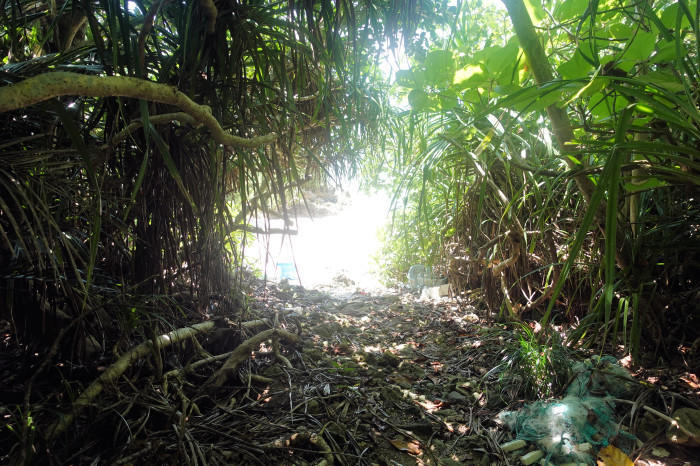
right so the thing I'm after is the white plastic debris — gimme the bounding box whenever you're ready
[420,283,450,300]
[407,264,446,289]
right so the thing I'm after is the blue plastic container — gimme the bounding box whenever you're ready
[277,262,297,281]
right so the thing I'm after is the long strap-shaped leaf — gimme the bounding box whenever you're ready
[542,106,636,328]
[601,106,634,348]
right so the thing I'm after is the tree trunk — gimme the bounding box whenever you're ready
[501,0,595,205]
[502,0,630,270]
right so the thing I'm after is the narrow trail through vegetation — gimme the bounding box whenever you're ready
[3,275,699,464]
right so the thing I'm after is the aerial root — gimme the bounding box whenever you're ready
[46,320,217,440]
[0,72,277,148]
[203,328,301,388]
[45,317,291,441]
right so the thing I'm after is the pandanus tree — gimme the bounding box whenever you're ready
[0,0,442,339]
[0,0,449,460]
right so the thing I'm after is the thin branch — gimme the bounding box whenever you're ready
[106,112,200,148]
[204,328,301,388]
[137,0,166,77]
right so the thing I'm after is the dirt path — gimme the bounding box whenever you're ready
[239,283,504,465]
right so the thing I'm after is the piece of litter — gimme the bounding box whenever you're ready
[500,439,526,452]
[520,449,543,465]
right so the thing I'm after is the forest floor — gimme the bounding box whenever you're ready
[2,278,700,465]
[227,280,698,466]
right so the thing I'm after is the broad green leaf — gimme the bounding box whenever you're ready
[454,65,486,88]
[460,88,483,104]
[478,40,520,77]
[589,93,630,122]
[651,41,684,64]
[408,89,434,111]
[578,38,608,66]
[493,84,521,96]
[578,77,606,99]
[558,47,594,79]
[609,23,633,40]
[639,71,684,92]
[554,0,589,21]
[600,54,634,73]
[438,90,458,110]
[660,3,691,30]
[524,0,547,23]
[424,50,455,87]
[496,53,523,86]
[624,30,656,62]
[396,69,416,88]
[499,85,562,113]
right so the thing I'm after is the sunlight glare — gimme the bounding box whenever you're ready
[252,186,391,291]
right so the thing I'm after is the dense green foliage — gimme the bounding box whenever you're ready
[2,0,699,462]
[376,0,699,354]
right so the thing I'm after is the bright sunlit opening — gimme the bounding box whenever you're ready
[251,185,391,292]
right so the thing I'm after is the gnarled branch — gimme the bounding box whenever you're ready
[0,72,277,148]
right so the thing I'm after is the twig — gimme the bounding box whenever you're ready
[613,398,696,439]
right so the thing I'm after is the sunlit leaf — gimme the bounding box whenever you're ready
[554,0,589,21]
[388,438,423,455]
[424,50,455,87]
[609,23,632,40]
[597,445,634,466]
[476,40,519,77]
[454,65,486,88]
[523,0,546,24]
[408,89,434,111]
[623,177,668,192]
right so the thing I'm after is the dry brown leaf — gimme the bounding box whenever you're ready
[596,445,634,466]
[388,438,423,455]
